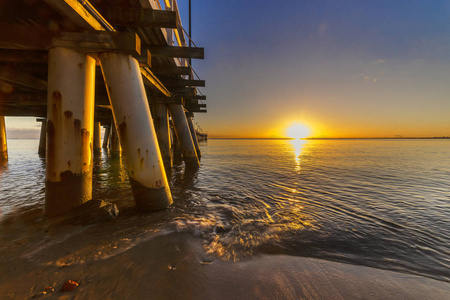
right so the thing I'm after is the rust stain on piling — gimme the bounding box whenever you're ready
[118,120,127,135]
[51,91,62,114]
[52,90,62,103]
[64,110,72,118]
[81,129,91,149]
[74,119,81,128]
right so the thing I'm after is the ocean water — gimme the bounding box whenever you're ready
[0,138,449,283]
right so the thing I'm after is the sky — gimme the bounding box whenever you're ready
[181,0,450,138]
[5,0,450,138]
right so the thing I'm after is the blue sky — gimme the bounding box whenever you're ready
[181,0,450,137]
[6,0,450,138]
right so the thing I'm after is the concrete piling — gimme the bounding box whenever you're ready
[153,103,172,167]
[186,113,201,158]
[93,121,102,152]
[109,120,121,153]
[168,104,200,167]
[102,125,111,149]
[99,52,172,211]
[38,119,46,158]
[45,47,96,217]
[0,116,7,162]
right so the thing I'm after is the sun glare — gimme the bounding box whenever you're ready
[286,123,311,139]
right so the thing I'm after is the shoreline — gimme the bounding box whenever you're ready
[1,232,448,299]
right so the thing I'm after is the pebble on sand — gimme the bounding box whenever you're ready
[61,280,79,292]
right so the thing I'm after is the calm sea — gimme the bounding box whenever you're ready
[0,138,449,282]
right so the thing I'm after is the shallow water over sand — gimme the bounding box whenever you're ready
[0,138,449,285]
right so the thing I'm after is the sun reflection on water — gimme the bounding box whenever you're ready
[289,139,307,173]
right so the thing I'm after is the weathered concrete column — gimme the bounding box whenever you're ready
[171,124,183,165]
[38,119,46,158]
[99,52,172,211]
[45,47,96,217]
[153,103,172,166]
[186,113,201,158]
[93,121,102,152]
[168,104,200,167]
[109,120,121,153]
[102,125,110,149]
[0,116,7,162]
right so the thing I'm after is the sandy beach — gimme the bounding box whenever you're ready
[1,231,448,299]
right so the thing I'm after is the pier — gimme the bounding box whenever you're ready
[0,0,206,217]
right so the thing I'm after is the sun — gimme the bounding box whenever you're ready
[286,122,311,139]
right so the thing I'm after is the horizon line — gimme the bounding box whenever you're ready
[7,136,450,140]
[207,136,450,140]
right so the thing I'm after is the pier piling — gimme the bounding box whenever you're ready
[168,104,200,167]
[38,119,46,158]
[153,103,173,167]
[109,120,121,154]
[99,52,173,211]
[45,47,96,217]
[186,113,201,158]
[93,121,102,152]
[102,126,111,149]
[0,116,7,162]
[0,0,206,216]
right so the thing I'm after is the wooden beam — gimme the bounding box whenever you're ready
[187,108,207,113]
[44,0,107,31]
[163,79,205,87]
[0,91,46,104]
[174,28,182,47]
[150,96,184,105]
[172,0,187,47]
[0,105,46,117]
[0,26,140,56]
[0,23,55,50]
[184,95,206,100]
[140,67,171,97]
[171,87,196,96]
[0,91,110,106]
[53,31,141,56]
[145,46,204,59]
[185,104,207,113]
[45,0,173,99]
[0,50,49,63]
[105,8,177,28]
[137,49,151,67]
[151,66,190,75]
[0,67,47,91]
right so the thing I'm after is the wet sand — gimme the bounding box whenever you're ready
[0,231,448,299]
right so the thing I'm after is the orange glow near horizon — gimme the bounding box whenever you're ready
[286,122,311,139]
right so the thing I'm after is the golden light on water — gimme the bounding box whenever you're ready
[286,122,311,139]
[290,139,307,173]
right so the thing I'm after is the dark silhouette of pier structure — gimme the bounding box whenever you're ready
[0,0,206,216]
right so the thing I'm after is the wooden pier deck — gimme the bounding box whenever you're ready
[0,0,206,216]
[0,0,206,119]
